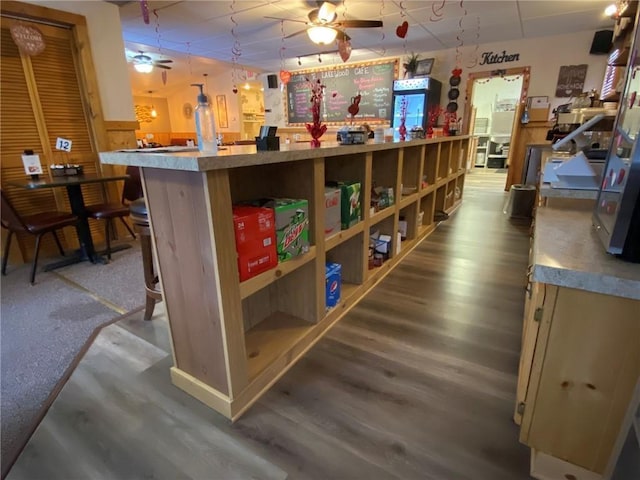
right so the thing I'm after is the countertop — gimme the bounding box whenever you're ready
[99,136,468,172]
[539,183,599,199]
[532,206,640,300]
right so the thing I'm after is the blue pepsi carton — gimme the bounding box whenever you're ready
[325,262,342,310]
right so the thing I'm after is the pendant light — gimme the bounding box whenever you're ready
[148,90,157,118]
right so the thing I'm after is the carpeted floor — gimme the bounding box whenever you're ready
[0,242,145,476]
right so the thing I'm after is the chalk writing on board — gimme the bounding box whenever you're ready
[555,64,588,98]
[286,60,398,125]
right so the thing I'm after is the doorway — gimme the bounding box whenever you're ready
[463,67,531,183]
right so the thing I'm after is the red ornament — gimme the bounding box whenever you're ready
[396,21,409,39]
[279,70,291,85]
[348,94,361,117]
[338,39,352,62]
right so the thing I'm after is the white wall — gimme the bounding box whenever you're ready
[264,29,610,129]
[23,0,135,121]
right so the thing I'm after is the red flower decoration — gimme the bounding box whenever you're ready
[451,68,463,77]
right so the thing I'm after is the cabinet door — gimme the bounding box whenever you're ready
[521,286,640,474]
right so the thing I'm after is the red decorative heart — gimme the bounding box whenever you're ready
[332,92,337,97]
[396,21,408,39]
[338,39,352,62]
[279,70,291,84]
[232,87,238,94]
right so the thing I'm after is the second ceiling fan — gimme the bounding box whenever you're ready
[267,1,383,45]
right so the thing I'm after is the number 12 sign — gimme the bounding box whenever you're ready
[56,137,72,152]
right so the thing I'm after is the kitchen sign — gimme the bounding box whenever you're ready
[479,50,520,65]
[555,64,588,97]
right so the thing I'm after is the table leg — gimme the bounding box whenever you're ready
[65,184,98,262]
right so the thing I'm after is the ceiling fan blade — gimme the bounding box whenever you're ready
[335,30,351,42]
[337,20,383,28]
[264,16,308,25]
[284,29,309,39]
[155,64,172,70]
[154,59,173,63]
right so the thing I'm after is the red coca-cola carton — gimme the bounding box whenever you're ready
[232,206,277,281]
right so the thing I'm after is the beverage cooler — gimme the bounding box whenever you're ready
[392,78,442,134]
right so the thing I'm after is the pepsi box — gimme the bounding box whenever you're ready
[325,262,341,310]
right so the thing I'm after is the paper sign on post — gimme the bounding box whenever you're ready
[55,137,72,152]
[22,154,43,175]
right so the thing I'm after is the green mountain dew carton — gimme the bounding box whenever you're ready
[252,198,310,262]
[326,181,361,230]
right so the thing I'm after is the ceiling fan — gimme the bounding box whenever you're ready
[266,1,383,45]
[130,51,173,73]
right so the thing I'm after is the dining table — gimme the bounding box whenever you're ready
[8,172,131,271]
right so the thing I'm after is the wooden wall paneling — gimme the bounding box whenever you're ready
[525,286,640,473]
[438,140,452,180]
[143,168,232,396]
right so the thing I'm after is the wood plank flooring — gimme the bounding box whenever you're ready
[8,170,534,479]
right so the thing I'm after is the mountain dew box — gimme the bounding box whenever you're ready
[326,181,361,230]
[256,198,309,262]
[232,206,277,281]
[325,262,341,309]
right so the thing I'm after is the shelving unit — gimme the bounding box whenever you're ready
[101,136,468,420]
[473,134,490,167]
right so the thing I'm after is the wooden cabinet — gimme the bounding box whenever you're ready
[517,283,640,476]
[103,137,468,420]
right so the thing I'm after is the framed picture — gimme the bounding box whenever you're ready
[216,95,228,128]
[415,58,434,77]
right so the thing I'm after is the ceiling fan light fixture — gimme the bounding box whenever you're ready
[318,2,337,23]
[307,26,338,45]
[134,62,153,73]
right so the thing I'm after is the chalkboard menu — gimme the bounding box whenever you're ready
[286,60,398,125]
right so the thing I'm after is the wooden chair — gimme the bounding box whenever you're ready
[129,198,162,320]
[85,166,143,259]
[1,189,79,284]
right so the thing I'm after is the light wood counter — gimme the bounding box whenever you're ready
[100,137,470,420]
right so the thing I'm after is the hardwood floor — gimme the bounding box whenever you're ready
[8,170,534,479]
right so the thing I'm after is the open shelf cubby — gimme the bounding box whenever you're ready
[326,231,365,302]
[435,184,447,214]
[418,192,436,236]
[423,143,439,189]
[401,145,422,200]
[399,201,418,253]
[445,179,456,211]
[438,141,451,181]
[243,260,317,381]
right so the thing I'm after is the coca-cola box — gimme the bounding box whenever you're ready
[324,187,341,237]
[232,206,277,281]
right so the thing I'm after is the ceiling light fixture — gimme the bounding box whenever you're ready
[605,1,628,17]
[134,62,153,73]
[148,90,157,118]
[317,2,337,23]
[307,26,338,45]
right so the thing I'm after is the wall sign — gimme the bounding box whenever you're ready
[286,60,398,125]
[10,24,46,56]
[479,50,520,66]
[555,64,588,97]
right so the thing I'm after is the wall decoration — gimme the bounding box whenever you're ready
[10,23,45,56]
[555,64,588,97]
[216,95,229,128]
[134,104,155,123]
[479,50,521,66]
[183,102,193,119]
[415,58,434,76]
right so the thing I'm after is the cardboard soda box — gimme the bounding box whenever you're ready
[325,262,341,309]
[232,206,278,281]
[327,181,361,230]
[324,187,341,237]
[261,198,310,262]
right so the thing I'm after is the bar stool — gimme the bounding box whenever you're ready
[129,198,162,320]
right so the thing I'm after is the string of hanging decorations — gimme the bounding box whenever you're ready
[467,15,480,69]
[153,9,168,85]
[430,0,446,22]
[229,0,242,94]
[379,0,386,56]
